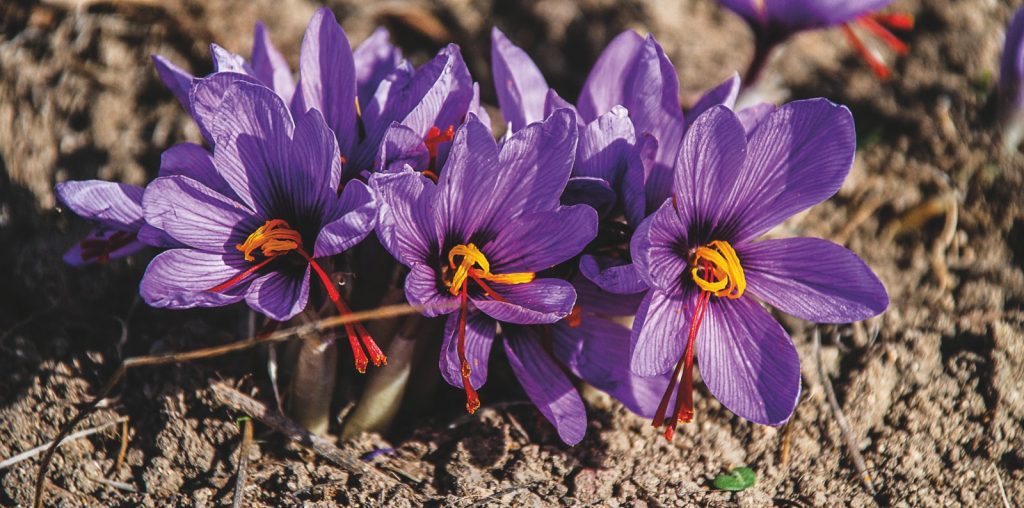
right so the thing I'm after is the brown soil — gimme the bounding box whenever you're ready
[2,0,1023,506]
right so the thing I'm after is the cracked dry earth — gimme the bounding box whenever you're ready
[1,0,1022,506]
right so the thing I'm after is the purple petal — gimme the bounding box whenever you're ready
[439,308,496,389]
[207,81,295,215]
[739,237,888,323]
[491,27,549,132]
[469,82,493,133]
[159,143,236,200]
[354,27,403,108]
[685,72,740,125]
[433,116,501,241]
[140,249,248,308]
[137,224,181,249]
[143,176,256,252]
[287,107,343,209]
[405,263,460,317]
[400,45,474,141]
[561,177,617,218]
[576,105,635,184]
[245,268,310,321]
[472,278,576,325]
[736,103,777,133]
[211,44,254,74]
[572,275,645,316]
[551,318,665,419]
[484,205,597,274]
[292,7,358,160]
[377,123,430,173]
[577,30,644,122]
[579,255,648,295]
[486,108,577,222]
[728,99,856,242]
[56,180,144,231]
[314,179,376,257]
[629,198,691,295]
[252,21,296,103]
[543,89,581,123]
[369,169,437,266]
[190,72,264,147]
[673,105,748,236]
[719,0,891,31]
[629,288,699,377]
[503,326,587,445]
[152,55,194,114]
[627,36,685,209]
[622,133,657,226]
[697,296,801,426]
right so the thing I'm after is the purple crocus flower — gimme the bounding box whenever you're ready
[55,181,149,265]
[370,111,598,419]
[1000,7,1024,152]
[139,80,382,372]
[490,28,742,295]
[628,100,888,438]
[154,8,483,182]
[717,0,913,80]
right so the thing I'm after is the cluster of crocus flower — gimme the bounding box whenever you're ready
[57,8,888,445]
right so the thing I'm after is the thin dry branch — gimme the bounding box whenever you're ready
[1,416,127,470]
[231,418,253,508]
[813,328,878,499]
[33,303,421,508]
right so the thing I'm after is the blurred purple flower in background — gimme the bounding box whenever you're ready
[629,100,888,437]
[371,111,597,418]
[999,7,1024,153]
[55,181,149,265]
[717,0,914,80]
[139,80,380,372]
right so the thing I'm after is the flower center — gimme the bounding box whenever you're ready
[422,125,454,182]
[652,240,746,440]
[690,240,745,299]
[446,243,535,414]
[840,12,914,79]
[209,219,386,373]
[236,219,302,261]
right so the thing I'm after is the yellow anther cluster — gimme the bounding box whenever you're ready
[447,243,535,295]
[691,240,745,299]
[236,219,303,262]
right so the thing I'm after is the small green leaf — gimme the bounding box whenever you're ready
[713,466,756,491]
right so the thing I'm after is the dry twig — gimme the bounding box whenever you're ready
[232,418,254,508]
[1,416,127,470]
[991,463,1012,508]
[813,328,878,499]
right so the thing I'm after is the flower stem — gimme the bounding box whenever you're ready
[288,331,338,436]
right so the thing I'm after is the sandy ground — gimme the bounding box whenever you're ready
[1,0,1022,506]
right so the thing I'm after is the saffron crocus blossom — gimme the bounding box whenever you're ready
[1000,7,1024,153]
[140,80,382,372]
[717,0,914,80]
[155,8,483,182]
[371,111,597,415]
[55,181,149,265]
[490,28,742,294]
[629,100,888,437]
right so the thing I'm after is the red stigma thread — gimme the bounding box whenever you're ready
[457,279,481,414]
[208,219,385,372]
[652,260,714,441]
[841,12,915,79]
[79,231,137,263]
[422,125,455,182]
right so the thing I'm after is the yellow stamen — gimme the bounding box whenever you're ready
[236,219,302,262]
[691,240,745,299]
[447,243,534,296]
